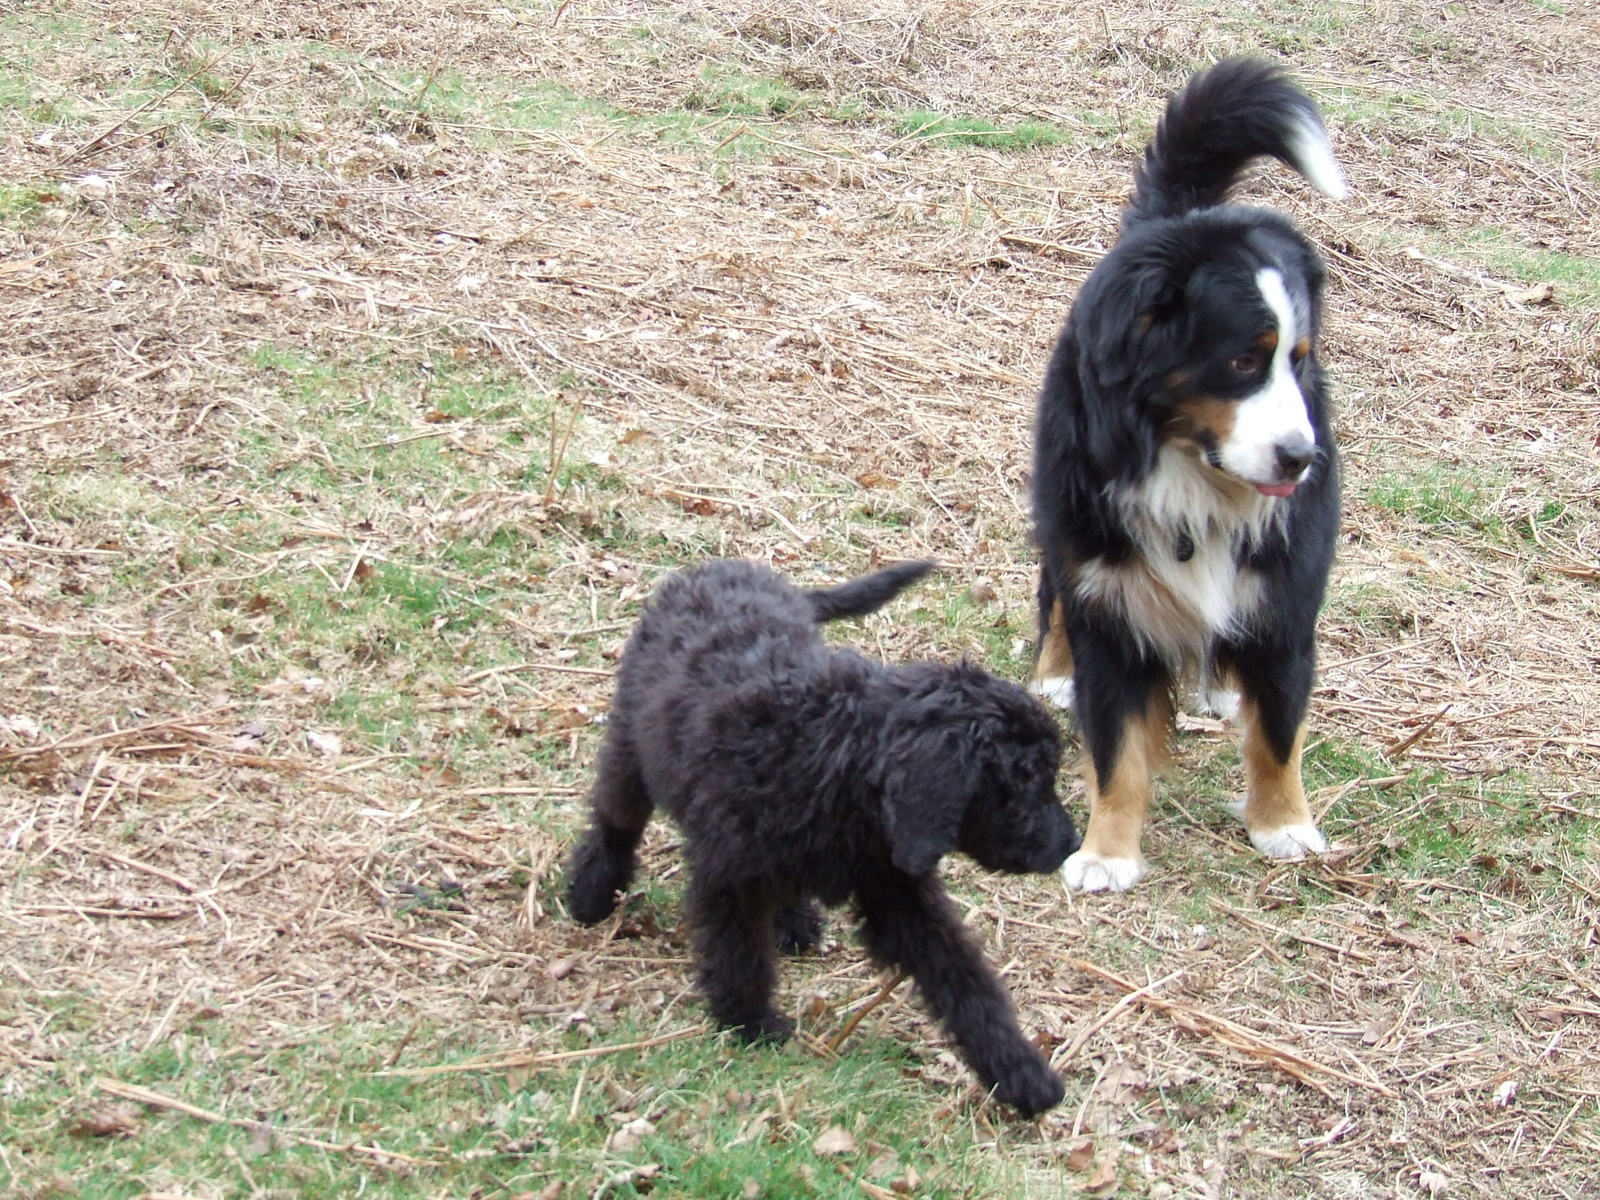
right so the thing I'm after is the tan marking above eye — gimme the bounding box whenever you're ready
[1168,395,1237,444]
[1294,336,1311,359]
[1256,329,1279,355]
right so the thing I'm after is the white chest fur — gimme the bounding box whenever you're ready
[1075,445,1281,662]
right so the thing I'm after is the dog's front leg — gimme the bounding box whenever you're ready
[1224,636,1326,859]
[857,877,1063,1116]
[1060,631,1169,893]
[687,876,792,1044]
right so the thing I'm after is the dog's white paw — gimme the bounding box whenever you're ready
[1198,687,1240,721]
[1248,823,1328,859]
[1029,675,1075,710]
[1222,798,1249,825]
[1061,851,1146,893]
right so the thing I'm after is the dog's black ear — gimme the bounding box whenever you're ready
[1067,256,1188,485]
[881,722,984,877]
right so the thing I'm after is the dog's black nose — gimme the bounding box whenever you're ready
[1274,436,1316,480]
[1034,810,1080,871]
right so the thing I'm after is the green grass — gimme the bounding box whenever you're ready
[1365,463,1507,533]
[890,111,1074,152]
[1447,232,1600,309]
[0,183,56,222]
[1225,0,1367,56]
[1,1015,1021,1199]
[683,67,808,119]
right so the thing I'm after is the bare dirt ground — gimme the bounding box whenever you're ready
[3,1,1600,1197]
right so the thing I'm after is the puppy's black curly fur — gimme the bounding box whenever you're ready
[567,559,1079,1116]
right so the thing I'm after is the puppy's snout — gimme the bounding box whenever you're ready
[1034,801,1080,871]
[1062,811,1083,858]
[1274,435,1316,481]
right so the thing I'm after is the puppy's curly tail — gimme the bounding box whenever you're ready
[807,560,937,623]
[1125,56,1345,228]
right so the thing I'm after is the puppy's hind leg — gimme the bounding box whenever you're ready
[774,898,825,955]
[566,734,653,924]
[688,876,791,1044]
[857,877,1063,1116]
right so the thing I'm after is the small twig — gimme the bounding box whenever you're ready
[457,660,613,684]
[0,704,237,763]
[385,1018,423,1069]
[543,395,584,502]
[144,979,194,1051]
[827,971,908,1053]
[0,538,122,559]
[1052,969,1182,1068]
[198,62,255,124]
[1386,704,1452,760]
[1069,958,1395,1096]
[1217,905,1377,964]
[63,50,233,163]
[95,1078,439,1166]
[373,1024,709,1077]
[1538,1096,1586,1161]
[93,848,199,895]
[410,51,448,108]
[0,409,117,439]
[567,1063,588,1122]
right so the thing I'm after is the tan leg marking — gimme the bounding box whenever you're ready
[1236,699,1326,858]
[1030,596,1075,709]
[1036,597,1074,679]
[1062,697,1170,892]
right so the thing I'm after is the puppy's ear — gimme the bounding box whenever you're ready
[881,723,983,876]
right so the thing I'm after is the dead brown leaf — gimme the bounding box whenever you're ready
[69,1107,140,1138]
[1084,1143,1122,1196]
[1063,1137,1096,1172]
[812,1125,857,1156]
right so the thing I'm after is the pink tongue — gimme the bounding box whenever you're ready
[1254,482,1297,498]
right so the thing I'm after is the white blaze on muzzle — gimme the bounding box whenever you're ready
[1216,268,1317,490]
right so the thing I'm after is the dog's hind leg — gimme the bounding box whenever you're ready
[773,898,825,955]
[687,875,792,1043]
[566,734,653,924]
[857,876,1062,1116]
[1028,580,1076,710]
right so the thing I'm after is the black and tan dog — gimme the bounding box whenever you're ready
[1031,59,1346,892]
[567,559,1077,1115]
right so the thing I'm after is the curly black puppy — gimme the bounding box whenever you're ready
[567,559,1079,1116]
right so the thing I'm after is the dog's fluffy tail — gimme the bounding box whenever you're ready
[806,560,937,623]
[1125,57,1344,228]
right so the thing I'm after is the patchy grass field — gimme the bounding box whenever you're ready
[3,1,1599,1197]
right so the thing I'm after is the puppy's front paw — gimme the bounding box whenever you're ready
[1061,850,1146,893]
[992,1055,1065,1117]
[1248,823,1327,859]
[1028,675,1075,710]
[565,837,628,924]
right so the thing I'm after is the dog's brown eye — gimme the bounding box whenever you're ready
[1230,353,1263,376]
